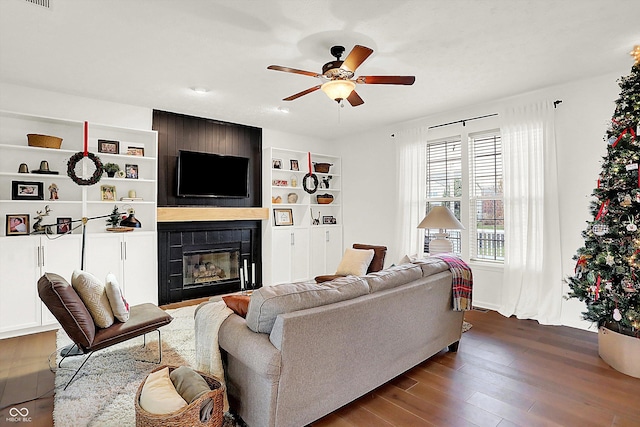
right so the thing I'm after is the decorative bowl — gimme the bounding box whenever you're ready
[313,162,332,173]
[27,134,63,149]
[316,193,334,204]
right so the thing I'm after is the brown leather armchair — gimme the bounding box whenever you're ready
[38,272,173,389]
[315,243,388,283]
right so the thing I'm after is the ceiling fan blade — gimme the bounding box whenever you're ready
[268,65,322,78]
[356,75,416,85]
[341,45,373,72]
[283,85,322,101]
[346,90,364,107]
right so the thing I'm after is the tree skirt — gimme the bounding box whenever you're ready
[53,305,238,427]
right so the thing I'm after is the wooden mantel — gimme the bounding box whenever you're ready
[157,207,269,222]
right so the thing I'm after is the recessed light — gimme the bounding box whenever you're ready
[192,87,208,94]
[277,107,289,113]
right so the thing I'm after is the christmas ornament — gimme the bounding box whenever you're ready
[605,253,615,266]
[613,308,622,321]
[621,194,632,207]
[622,279,637,293]
[592,223,609,236]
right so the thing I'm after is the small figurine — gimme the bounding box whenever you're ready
[33,205,53,234]
[48,183,59,200]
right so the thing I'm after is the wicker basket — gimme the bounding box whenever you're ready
[313,162,332,173]
[27,134,63,149]
[317,194,334,204]
[135,365,224,427]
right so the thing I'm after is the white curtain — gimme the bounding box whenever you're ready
[499,101,563,325]
[395,127,428,258]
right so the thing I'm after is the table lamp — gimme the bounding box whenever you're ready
[417,206,465,254]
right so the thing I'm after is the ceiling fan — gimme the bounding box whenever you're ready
[267,45,415,107]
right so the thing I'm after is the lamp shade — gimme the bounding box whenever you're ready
[417,206,464,230]
[321,79,355,101]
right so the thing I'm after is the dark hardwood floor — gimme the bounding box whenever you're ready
[1,306,639,426]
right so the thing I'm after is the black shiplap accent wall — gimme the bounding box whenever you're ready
[153,110,262,207]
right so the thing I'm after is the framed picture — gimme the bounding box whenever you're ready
[290,159,299,171]
[57,217,72,234]
[322,215,337,225]
[126,146,145,156]
[98,139,120,154]
[125,164,139,179]
[274,208,293,226]
[272,158,282,169]
[101,184,117,201]
[12,181,44,200]
[6,214,30,236]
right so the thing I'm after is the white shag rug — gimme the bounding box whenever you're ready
[53,305,199,427]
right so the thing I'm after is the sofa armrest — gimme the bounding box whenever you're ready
[218,313,281,378]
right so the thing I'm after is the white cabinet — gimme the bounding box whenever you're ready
[263,148,343,285]
[270,228,310,284]
[310,227,343,278]
[0,234,82,337]
[0,110,158,337]
[83,232,157,306]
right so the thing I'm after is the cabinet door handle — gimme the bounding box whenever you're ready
[326,230,330,242]
[37,246,41,268]
[291,232,295,246]
[122,241,127,260]
[41,246,45,267]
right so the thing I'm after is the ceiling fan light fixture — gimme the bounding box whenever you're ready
[321,79,355,102]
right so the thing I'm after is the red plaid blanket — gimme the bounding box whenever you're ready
[433,254,473,311]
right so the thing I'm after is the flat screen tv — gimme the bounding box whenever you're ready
[176,150,249,198]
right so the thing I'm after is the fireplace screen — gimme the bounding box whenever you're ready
[183,249,239,288]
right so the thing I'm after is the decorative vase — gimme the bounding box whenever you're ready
[598,326,640,378]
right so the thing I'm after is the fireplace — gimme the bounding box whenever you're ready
[182,245,240,289]
[158,220,261,305]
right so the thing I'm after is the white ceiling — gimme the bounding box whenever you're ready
[1,0,639,139]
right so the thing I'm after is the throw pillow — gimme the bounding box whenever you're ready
[170,366,210,404]
[139,367,188,415]
[105,273,130,322]
[222,295,250,318]
[335,248,375,276]
[71,270,115,328]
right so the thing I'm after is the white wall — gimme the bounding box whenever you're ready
[336,68,626,330]
[0,83,152,129]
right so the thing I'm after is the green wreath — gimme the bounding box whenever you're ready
[67,152,104,186]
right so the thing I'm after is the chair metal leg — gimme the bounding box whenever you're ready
[135,329,163,364]
[59,330,163,390]
[62,351,94,390]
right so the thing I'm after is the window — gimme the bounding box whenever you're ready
[423,130,503,262]
[470,132,504,261]
[424,138,462,254]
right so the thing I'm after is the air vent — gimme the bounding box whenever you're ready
[25,0,50,8]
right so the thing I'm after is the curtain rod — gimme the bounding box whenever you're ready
[427,113,498,129]
[390,99,562,137]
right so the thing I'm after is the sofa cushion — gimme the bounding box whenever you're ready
[364,263,423,293]
[222,295,250,318]
[105,273,130,323]
[335,248,375,276]
[352,243,387,273]
[410,257,450,277]
[139,366,187,415]
[71,270,115,329]
[246,276,369,334]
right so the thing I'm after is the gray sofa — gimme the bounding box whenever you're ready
[216,257,465,427]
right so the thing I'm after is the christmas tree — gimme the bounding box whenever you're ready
[567,48,640,336]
